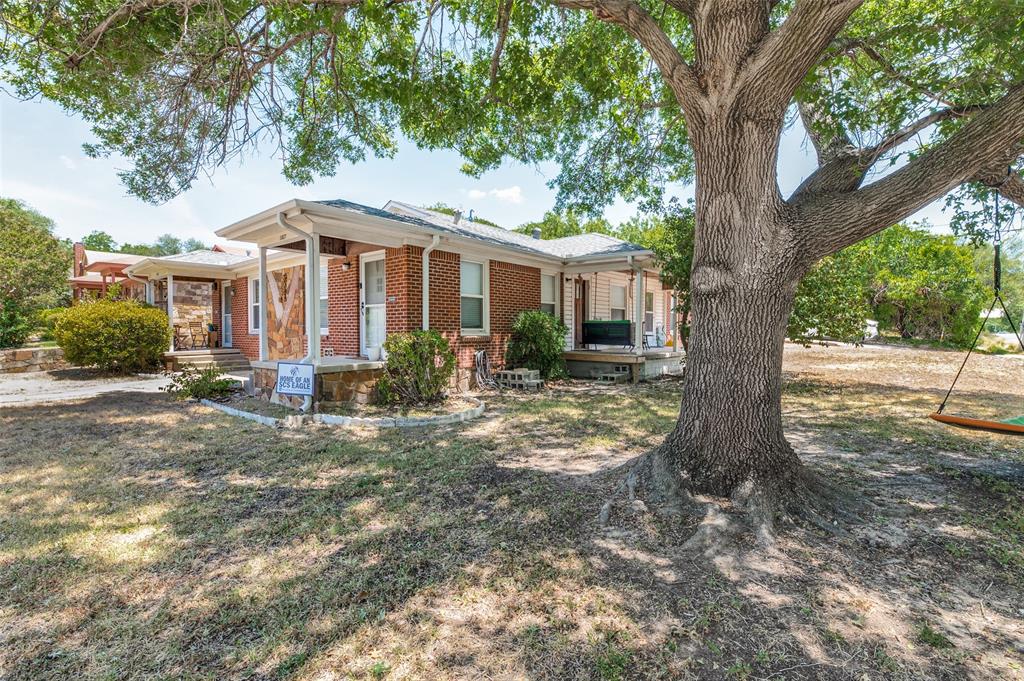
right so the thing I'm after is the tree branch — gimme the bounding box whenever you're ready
[973,157,1024,209]
[740,0,863,112]
[548,0,706,120]
[795,82,1024,260]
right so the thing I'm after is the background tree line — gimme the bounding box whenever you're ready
[80,229,207,256]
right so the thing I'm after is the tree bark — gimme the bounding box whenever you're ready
[658,114,806,497]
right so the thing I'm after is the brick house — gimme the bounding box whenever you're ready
[127,198,682,405]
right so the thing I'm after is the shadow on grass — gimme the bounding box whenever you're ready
[1,385,1021,679]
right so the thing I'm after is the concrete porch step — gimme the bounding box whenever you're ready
[164,350,251,372]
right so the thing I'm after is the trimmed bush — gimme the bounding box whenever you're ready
[376,330,456,406]
[505,310,569,379]
[0,297,33,349]
[54,299,171,373]
[162,366,239,400]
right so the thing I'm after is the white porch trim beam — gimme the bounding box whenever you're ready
[166,274,174,353]
[258,247,269,361]
[632,265,644,355]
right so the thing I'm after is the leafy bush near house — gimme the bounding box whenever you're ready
[505,310,569,379]
[162,366,238,400]
[34,307,67,341]
[54,299,171,373]
[376,330,456,406]
[0,297,34,349]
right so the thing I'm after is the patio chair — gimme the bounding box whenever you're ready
[172,324,190,350]
[188,321,210,349]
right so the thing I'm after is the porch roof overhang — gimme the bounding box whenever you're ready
[127,258,236,281]
[215,199,659,272]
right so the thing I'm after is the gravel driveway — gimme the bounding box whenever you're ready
[0,369,172,407]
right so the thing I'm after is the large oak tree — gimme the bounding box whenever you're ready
[3,0,1022,530]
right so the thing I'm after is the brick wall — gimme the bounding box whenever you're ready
[385,245,423,334]
[324,256,360,356]
[231,276,259,359]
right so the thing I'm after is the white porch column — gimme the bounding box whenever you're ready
[308,231,321,361]
[561,272,572,351]
[633,268,644,354]
[258,246,269,361]
[166,274,175,352]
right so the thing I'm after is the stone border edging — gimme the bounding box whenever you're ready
[199,396,485,429]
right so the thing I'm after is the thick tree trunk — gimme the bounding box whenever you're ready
[659,116,805,498]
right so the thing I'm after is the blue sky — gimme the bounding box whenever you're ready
[1,92,950,247]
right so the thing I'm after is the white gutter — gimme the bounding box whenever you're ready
[421,235,441,330]
[276,212,315,413]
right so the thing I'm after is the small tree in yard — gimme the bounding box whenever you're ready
[505,310,570,379]
[0,199,71,348]
[377,331,456,406]
[54,299,171,373]
[6,0,1024,541]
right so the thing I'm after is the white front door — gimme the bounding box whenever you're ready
[360,253,386,357]
[221,283,233,347]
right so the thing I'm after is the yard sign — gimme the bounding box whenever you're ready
[276,362,314,396]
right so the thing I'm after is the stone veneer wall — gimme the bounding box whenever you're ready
[172,281,213,327]
[0,347,66,374]
[252,365,383,407]
[266,266,307,359]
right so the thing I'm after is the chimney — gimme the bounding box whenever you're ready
[532,228,542,240]
[73,242,85,276]
[453,209,462,224]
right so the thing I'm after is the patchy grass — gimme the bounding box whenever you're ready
[1,343,1022,679]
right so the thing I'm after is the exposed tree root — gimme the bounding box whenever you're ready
[597,447,865,556]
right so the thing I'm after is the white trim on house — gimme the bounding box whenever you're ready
[359,250,387,357]
[318,260,329,336]
[460,257,489,336]
[540,271,558,317]
[248,276,261,335]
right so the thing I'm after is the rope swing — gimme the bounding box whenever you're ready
[930,168,1024,435]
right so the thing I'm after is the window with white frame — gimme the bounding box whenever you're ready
[319,262,329,335]
[248,277,260,333]
[610,284,627,320]
[540,274,557,316]
[460,260,487,333]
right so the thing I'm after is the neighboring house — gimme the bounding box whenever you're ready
[123,198,682,404]
[69,244,147,301]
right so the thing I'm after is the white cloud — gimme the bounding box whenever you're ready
[463,185,524,204]
[59,155,77,170]
[490,186,523,204]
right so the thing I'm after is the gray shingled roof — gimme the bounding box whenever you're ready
[157,250,253,266]
[314,199,650,261]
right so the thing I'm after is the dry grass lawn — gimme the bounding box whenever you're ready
[1,343,1022,680]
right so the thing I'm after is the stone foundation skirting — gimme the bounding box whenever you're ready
[0,347,66,374]
[252,363,384,408]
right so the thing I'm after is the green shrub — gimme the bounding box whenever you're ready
[54,299,171,373]
[376,330,456,406]
[0,297,34,349]
[505,310,569,379]
[162,366,239,400]
[34,307,67,341]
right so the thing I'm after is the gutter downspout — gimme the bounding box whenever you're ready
[276,212,315,413]
[125,272,150,303]
[421,235,441,330]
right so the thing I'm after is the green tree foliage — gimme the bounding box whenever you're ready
[54,298,171,372]
[81,229,117,252]
[0,199,71,347]
[868,225,989,346]
[789,248,872,344]
[515,211,613,239]
[789,225,990,347]
[426,203,502,228]
[376,330,456,406]
[505,310,569,379]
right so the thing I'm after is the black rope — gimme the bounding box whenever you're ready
[937,295,998,414]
